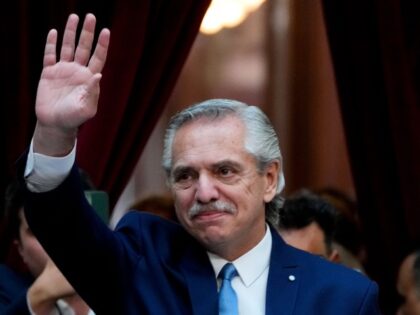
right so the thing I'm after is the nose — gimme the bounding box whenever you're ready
[195,173,219,204]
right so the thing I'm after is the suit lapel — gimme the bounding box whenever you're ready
[181,240,219,315]
[178,226,301,315]
[266,226,300,315]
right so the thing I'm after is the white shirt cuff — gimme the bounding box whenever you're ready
[24,139,76,192]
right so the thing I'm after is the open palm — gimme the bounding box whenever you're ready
[35,14,110,131]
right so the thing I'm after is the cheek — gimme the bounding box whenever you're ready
[173,190,192,216]
[240,175,267,202]
[173,188,195,209]
[235,186,263,214]
[25,238,48,261]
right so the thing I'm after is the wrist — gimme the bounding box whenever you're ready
[33,122,77,157]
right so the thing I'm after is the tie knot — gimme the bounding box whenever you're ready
[218,263,238,281]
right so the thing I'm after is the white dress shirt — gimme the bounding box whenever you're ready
[208,227,271,315]
[24,140,76,192]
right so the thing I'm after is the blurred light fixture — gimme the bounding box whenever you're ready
[200,0,266,35]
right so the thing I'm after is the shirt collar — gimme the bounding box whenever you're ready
[208,225,272,287]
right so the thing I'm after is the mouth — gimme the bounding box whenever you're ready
[192,210,229,222]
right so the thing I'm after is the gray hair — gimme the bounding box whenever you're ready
[162,99,285,225]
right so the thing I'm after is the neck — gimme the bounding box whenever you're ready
[210,224,268,261]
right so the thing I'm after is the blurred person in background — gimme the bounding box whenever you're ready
[0,177,94,314]
[396,250,420,315]
[317,187,367,273]
[277,189,339,262]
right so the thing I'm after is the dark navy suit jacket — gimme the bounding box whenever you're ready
[0,264,33,315]
[23,165,382,315]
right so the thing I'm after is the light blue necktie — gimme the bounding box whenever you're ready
[218,263,239,315]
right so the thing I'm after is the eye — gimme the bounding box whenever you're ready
[219,166,233,177]
[172,168,197,189]
[175,172,192,182]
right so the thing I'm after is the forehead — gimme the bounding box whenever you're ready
[171,116,251,167]
[282,222,327,256]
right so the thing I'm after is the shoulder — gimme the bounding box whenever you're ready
[112,211,209,270]
[0,264,32,289]
[115,210,184,236]
[114,211,197,251]
[290,244,374,287]
[288,246,379,305]
[271,231,379,301]
[272,244,381,313]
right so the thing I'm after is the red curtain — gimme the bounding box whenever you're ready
[1,1,210,263]
[321,0,420,313]
[3,0,211,209]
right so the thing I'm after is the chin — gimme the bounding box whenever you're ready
[195,227,230,248]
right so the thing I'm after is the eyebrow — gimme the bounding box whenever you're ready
[211,160,243,171]
[172,160,243,176]
[171,166,195,178]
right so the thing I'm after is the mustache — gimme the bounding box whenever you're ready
[188,200,236,219]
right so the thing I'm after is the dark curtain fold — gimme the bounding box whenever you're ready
[77,1,211,207]
[321,0,420,313]
[2,0,210,260]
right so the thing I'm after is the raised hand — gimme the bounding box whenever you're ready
[33,13,110,156]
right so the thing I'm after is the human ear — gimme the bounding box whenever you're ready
[263,160,280,203]
[328,249,341,263]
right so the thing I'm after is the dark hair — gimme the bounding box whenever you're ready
[0,177,26,266]
[315,187,364,257]
[4,178,25,240]
[278,189,337,254]
[0,171,96,264]
[3,170,94,240]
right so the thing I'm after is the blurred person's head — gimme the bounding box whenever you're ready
[316,187,365,260]
[4,171,96,277]
[396,251,420,315]
[277,189,339,261]
[5,178,50,277]
[316,187,367,273]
